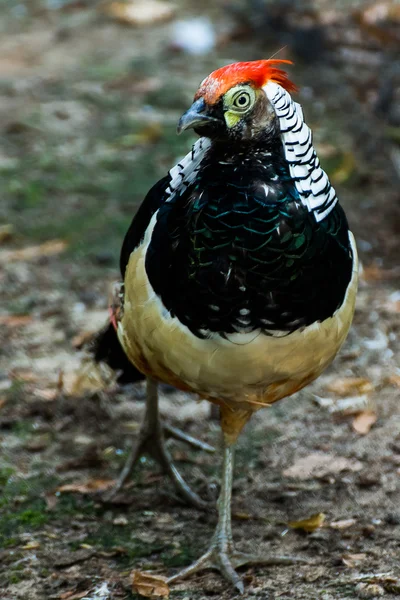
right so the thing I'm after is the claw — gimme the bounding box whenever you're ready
[167,543,303,592]
[167,441,306,592]
[168,536,308,594]
[103,378,210,509]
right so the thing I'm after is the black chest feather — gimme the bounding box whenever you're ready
[144,145,353,338]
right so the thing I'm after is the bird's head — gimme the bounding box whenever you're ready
[177,60,297,144]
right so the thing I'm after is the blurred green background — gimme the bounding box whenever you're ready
[1,0,399,277]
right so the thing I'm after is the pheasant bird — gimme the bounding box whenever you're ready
[97,59,358,591]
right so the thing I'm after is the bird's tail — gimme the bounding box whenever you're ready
[89,322,144,384]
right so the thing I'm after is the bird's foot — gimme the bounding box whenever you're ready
[103,421,210,509]
[168,541,306,594]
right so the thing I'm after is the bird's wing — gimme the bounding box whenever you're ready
[120,175,170,277]
[89,175,170,383]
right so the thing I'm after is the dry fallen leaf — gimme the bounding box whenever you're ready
[384,299,400,314]
[387,374,400,389]
[288,512,325,533]
[56,478,115,494]
[131,571,170,598]
[361,263,399,281]
[325,377,373,397]
[9,369,40,383]
[352,410,377,435]
[22,541,40,550]
[342,553,367,568]
[0,314,33,327]
[0,240,68,264]
[62,360,114,397]
[358,1,400,25]
[33,388,59,401]
[283,453,363,480]
[329,518,357,530]
[356,2,400,47]
[59,589,92,600]
[232,511,254,520]
[71,330,96,348]
[103,1,175,26]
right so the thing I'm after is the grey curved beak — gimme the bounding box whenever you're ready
[177,97,218,134]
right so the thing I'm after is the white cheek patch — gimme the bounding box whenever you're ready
[264,81,338,222]
[166,136,211,199]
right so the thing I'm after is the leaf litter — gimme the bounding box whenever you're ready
[288,512,326,533]
[131,571,170,599]
[56,478,115,494]
[352,410,378,435]
[0,239,68,263]
[283,453,363,480]
[324,377,374,396]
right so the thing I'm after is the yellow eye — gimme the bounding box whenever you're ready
[223,85,255,123]
[232,91,252,110]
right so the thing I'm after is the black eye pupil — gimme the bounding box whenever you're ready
[238,95,247,105]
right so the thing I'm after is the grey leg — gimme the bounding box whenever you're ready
[104,378,209,509]
[168,439,305,593]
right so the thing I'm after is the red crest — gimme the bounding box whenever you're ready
[194,60,297,105]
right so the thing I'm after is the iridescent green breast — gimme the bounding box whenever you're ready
[145,142,353,338]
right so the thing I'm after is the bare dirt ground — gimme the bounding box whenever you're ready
[0,2,399,599]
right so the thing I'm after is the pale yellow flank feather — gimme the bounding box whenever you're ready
[118,213,358,413]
